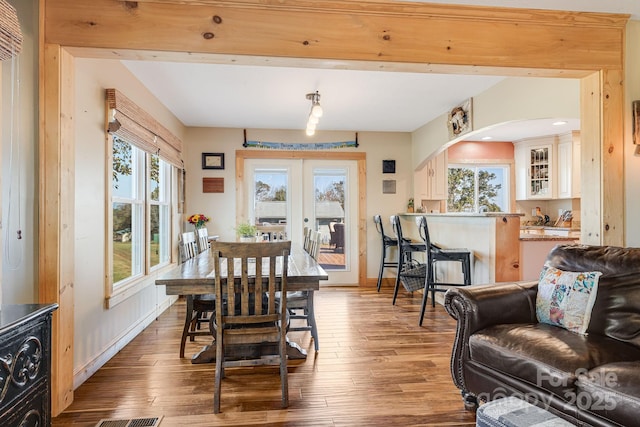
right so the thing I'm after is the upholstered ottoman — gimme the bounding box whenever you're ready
[476,397,574,427]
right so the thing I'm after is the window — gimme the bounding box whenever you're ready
[150,153,171,269]
[111,136,172,290]
[448,164,509,213]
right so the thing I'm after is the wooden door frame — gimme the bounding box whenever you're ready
[40,0,627,414]
[236,150,367,286]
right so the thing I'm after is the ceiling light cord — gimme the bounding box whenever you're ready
[305,91,323,136]
[5,48,24,270]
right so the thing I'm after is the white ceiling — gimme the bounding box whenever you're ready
[122,1,639,142]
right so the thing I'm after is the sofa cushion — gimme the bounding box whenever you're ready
[546,245,640,277]
[546,245,640,348]
[576,362,640,427]
[536,265,601,334]
[469,323,640,398]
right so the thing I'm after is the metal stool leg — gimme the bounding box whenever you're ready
[377,244,387,292]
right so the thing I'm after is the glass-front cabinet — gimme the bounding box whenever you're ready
[529,145,552,198]
[514,138,555,200]
[514,132,580,201]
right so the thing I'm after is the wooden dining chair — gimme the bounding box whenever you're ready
[211,240,291,413]
[196,227,210,253]
[308,230,322,260]
[286,230,321,351]
[179,231,198,262]
[179,231,215,358]
[303,226,312,252]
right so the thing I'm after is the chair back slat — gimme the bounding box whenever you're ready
[212,241,291,328]
[390,215,404,241]
[303,227,312,252]
[308,230,321,260]
[197,227,210,252]
[181,231,198,261]
[416,216,432,250]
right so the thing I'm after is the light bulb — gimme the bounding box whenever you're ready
[306,127,315,136]
[311,103,323,118]
[308,115,319,125]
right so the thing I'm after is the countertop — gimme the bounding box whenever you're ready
[399,212,524,217]
[519,234,580,241]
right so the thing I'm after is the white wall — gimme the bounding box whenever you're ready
[73,58,184,386]
[411,77,580,169]
[183,127,413,280]
[1,0,39,304]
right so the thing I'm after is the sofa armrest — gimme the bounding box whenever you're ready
[443,281,539,393]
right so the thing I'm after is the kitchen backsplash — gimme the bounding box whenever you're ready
[516,199,581,229]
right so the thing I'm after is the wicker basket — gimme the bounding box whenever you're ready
[400,262,426,292]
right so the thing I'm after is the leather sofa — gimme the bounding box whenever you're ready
[444,244,640,427]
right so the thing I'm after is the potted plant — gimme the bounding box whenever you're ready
[236,222,258,242]
[407,198,415,213]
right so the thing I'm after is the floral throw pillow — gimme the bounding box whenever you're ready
[535,264,602,335]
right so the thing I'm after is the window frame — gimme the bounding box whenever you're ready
[105,135,176,308]
[447,160,512,213]
[149,153,172,271]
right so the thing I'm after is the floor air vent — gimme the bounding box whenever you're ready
[95,416,162,427]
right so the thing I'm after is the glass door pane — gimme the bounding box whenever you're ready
[313,169,346,270]
[304,161,358,285]
[252,167,290,239]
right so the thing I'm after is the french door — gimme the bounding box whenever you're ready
[245,158,358,285]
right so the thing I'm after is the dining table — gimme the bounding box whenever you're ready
[155,242,328,363]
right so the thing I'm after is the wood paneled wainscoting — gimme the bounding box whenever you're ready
[52,287,476,426]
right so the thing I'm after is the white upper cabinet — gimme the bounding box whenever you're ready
[556,131,581,199]
[414,151,448,201]
[514,132,580,200]
[513,136,556,200]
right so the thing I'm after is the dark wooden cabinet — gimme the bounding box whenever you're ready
[0,304,58,427]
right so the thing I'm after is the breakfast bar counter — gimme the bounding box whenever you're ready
[397,212,523,285]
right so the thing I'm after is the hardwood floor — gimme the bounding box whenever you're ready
[52,286,476,426]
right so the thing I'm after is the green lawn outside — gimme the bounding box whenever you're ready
[112,241,160,283]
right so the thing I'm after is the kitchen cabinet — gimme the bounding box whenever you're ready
[514,137,556,200]
[514,132,580,201]
[414,151,447,201]
[557,131,581,199]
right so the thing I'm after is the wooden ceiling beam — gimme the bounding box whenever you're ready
[45,0,626,72]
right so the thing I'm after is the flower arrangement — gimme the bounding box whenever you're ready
[187,213,210,228]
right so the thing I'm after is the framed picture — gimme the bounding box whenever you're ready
[202,152,225,170]
[382,180,396,194]
[447,98,473,140]
[382,159,396,174]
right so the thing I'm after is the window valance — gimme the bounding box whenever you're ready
[106,88,183,168]
[0,0,22,60]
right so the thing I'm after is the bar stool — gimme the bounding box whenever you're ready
[373,215,399,292]
[416,215,472,326]
[390,215,426,305]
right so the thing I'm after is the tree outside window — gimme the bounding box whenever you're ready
[448,164,508,213]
